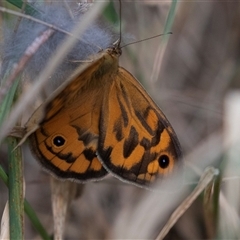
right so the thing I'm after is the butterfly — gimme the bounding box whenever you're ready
[24,41,182,188]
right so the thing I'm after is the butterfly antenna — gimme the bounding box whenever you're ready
[118,0,122,47]
[120,32,172,49]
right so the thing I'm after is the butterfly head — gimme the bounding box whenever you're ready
[110,39,122,56]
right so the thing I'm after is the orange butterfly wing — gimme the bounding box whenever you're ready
[98,65,182,187]
[26,47,182,187]
[28,54,110,181]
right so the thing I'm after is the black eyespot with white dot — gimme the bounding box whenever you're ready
[53,135,66,147]
[158,155,170,169]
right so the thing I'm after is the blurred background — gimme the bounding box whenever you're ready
[0,0,240,239]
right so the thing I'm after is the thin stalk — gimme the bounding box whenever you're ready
[7,136,24,240]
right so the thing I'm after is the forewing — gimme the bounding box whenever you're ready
[27,56,108,181]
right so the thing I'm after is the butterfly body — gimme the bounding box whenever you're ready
[26,46,182,188]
